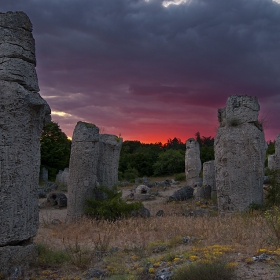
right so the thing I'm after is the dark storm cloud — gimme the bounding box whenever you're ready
[1,0,280,141]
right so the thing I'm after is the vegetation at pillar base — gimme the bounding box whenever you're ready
[40,121,71,181]
[264,169,280,207]
[84,185,143,221]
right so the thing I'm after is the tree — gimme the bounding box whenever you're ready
[153,149,185,176]
[40,121,71,180]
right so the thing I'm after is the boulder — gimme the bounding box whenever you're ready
[169,186,194,201]
[47,192,67,208]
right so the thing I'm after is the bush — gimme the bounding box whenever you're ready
[174,173,186,181]
[37,243,70,265]
[173,259,236,280]
[264,206,280,248]
[265,169,280,207]
[153,149,185,176]
[84,185,143,221]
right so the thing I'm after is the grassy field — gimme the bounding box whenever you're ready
[23,180,280,279]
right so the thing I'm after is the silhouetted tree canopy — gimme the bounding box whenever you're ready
[40,121,71,180]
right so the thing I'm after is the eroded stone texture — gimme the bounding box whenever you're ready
[67,122,100,220]
[215,95,267,213]
[203,160,216,192]
[185,138,201,187]
[275,134,280,169]
[55,168,69,186]
[97,134,122,188]
[0,244,38,276]
[0,11,51,276]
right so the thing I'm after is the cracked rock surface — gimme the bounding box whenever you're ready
[215,95,267,213]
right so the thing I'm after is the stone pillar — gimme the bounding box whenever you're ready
[275,134,280,169]
[215,95,267,213]
[97,134,122,188]
[67,122,100,220]
[0,11,51,276]
[185,138,201,187]
[268,154,276,170]
[61,168,69,186]
[40,167,48,183]
[203,160,216,192]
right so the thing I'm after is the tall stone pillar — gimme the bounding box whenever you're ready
[268,154,276,170]
[215,95,267,213]
[185,138,201,187]
[0,11,51,276]
[67,122,100,220]
[97,134,122,188]
[203,160,216,192]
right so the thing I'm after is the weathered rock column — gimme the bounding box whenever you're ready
[203,160,216,192]
[67,122,100,220]
[185,138,201,187]
[97,134,122,188]
[215,95,267,213]
[275,134,280,169]
[0,11,51,276]
[268,154,276,170]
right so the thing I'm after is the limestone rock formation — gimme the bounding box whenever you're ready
[55,168,69,187]
[268,154,276,170]
[0,11,51,276]
[275,134,280,169]
[185,138,201,187]
[67,122,122,220]
[97,134,122,188]
[215,95,267,213]
[202,160,216,192]
[67,122,100,220]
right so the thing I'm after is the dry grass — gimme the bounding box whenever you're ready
[30,183,280,279]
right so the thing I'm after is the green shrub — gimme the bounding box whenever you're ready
[37,243,70,265]
[173,259,236,280]
[174,173,186,181]
[264,206,280,248]
[123,167,139,181]
[265,169,280,207]
[84,185,143,221]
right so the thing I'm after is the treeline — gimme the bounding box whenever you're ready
[40,122,276,182]
[118,132,215,181]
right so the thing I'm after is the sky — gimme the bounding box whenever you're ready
[1,0,280,143]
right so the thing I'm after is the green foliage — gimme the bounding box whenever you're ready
[118,133,214,179]
[153,149,185,176]
[266,140,275,167]
[174,173,186,181]
[173,259,236,280]
[163,137,185,150]
[84,185,143,221]
[37,243,70,265]
[40,121,71,180]
[264,206,280,248]
[265,169,280,207]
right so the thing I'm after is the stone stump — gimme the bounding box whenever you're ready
[0,11,51,276]
[185,138,201,187]
[67,122,100,220]
[215,95,267,213]
[97,134,122,188]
